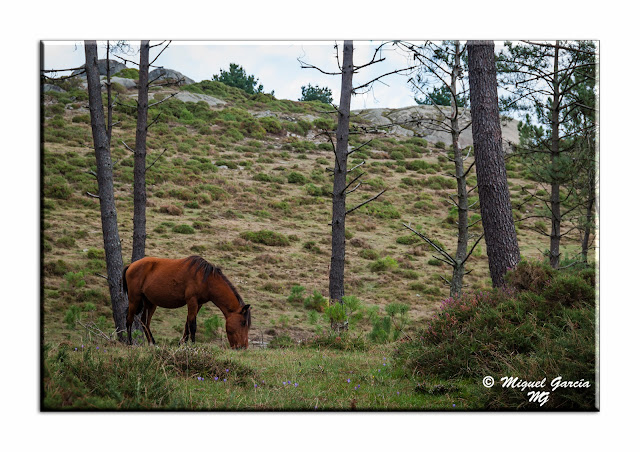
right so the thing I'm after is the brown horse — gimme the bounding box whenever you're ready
[123,256,251,349]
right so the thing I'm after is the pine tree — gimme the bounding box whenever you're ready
[467,40,520,287]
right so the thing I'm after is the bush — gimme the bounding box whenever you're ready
[287,171,307,184]
[240,230,289,246]
[160,205,184,216]
[505,260,554,294]
[359,249,380,260]
[56,236,76,249]
[45,179,73,200]
[86,248,104,260]
[369,256,399,272]
[115,68,140,79]
[44,259,70,276]
[172,224,195,234]
[542,274,595,308]
[259,116,283,134]
[396,235,422,245]
[363,202,401,219]
[63,306,81,329]
[395,268,596,410]
[304,290,327,312]
[424,175,457,190]
[287,285,306,304]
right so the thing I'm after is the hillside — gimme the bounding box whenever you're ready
[42,69,578,347]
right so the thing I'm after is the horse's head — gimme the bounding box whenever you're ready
[226,304,251,349]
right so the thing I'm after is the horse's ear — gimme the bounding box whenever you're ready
[241,304,251,314]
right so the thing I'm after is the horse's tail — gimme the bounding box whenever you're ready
[122,265,130,299]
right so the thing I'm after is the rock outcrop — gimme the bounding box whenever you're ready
[353,104,520,151]
[148,68,195,85]
[173,91,226,106]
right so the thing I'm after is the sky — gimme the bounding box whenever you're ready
[43,40,422,110]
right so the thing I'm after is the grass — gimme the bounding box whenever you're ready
[43,341,474,410]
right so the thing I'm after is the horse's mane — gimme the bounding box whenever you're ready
[186,255,245,307]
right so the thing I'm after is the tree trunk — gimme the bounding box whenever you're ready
[549,42,562,269]
[581,167,596,263]
[131,41,150,263]
[84,41,128,340]
[449,41,469,297]
[328,41,354,329]
[467,40,520,287]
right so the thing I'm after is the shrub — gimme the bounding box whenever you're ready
[259,116,283,134]
[63,305,81,329]
[304,290,327,312]
[115,68,140,79]
[424,175,457,190]
[287,285,306,304]
[72,114,91,124]
[172,224,195,234]
[396,235,422,245]
[542,274,595,308]
[160,205,184,216]
[405,160,432,171]
[359,249,380,260]
[395,271,596,410]
[313,117,335,130]
[287,171,307,184]
[240,230,289,246]
[363,202,401,219]
[369,256,399,272]
[44,259,70,276]
[86,248,104,260]
[505,260,554,294]
[56,236,76,248]
[45,178,73,200]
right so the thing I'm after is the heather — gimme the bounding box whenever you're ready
[395,260,596,410]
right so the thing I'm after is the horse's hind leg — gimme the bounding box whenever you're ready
[141,299,157,346]
[126,293,143,345]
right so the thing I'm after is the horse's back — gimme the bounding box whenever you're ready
[126,257,195,308]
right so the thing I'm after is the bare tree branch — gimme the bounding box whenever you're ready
[346,189,387,216]
[146,148,167,171]
[402,223,456,266]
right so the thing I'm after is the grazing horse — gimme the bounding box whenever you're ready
[123,256,251,349]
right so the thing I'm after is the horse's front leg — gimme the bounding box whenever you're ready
[181,300,201,344]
